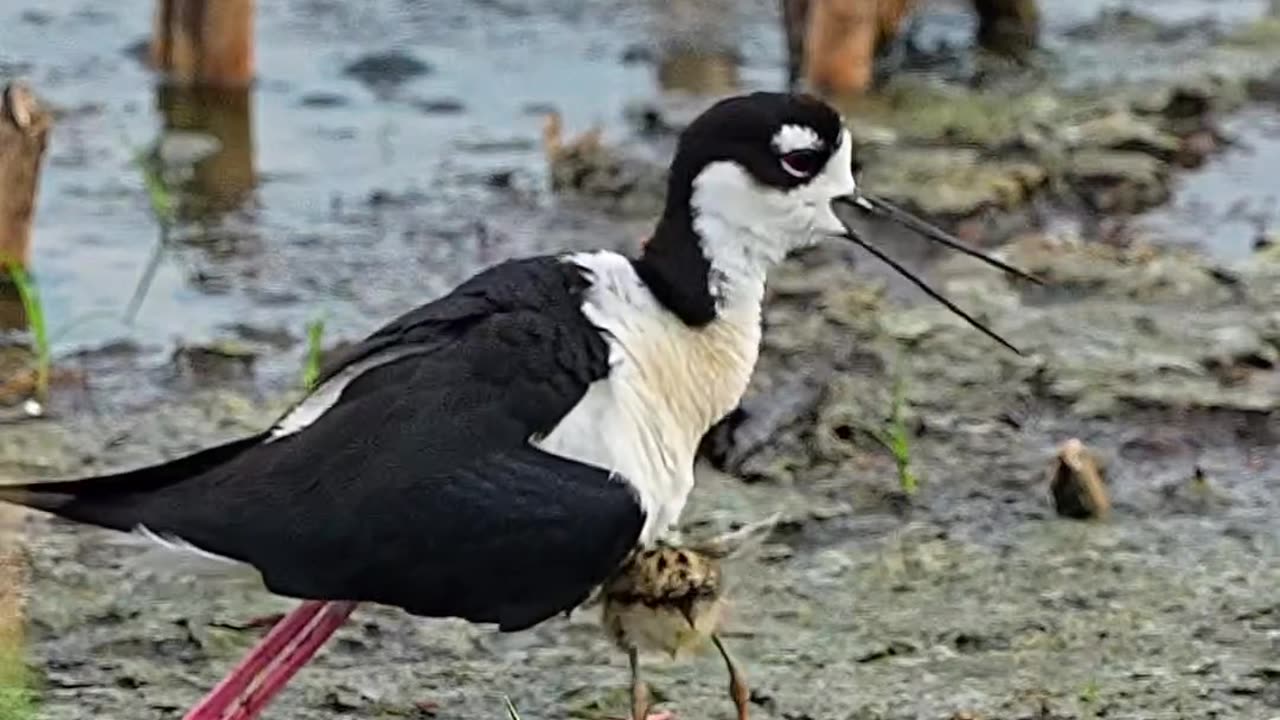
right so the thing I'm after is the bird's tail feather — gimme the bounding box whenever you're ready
[0,432,266,532]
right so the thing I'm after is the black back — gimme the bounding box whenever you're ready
[3,256,643,632]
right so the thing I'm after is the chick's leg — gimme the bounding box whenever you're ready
[711,634,749,720]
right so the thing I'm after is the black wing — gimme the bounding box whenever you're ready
[1,256,643,632]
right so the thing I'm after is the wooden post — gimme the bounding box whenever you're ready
[0,82,53,271]
[800,0,915,96]
[971,0,1039,59]
[150,0,255,88]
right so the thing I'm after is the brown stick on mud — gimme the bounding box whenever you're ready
[0,82,53,271]
[1050,438,1110,520]
[971,0,1040,60]
[150,0,255,87]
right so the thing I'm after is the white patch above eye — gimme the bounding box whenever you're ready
[771,124,821,154]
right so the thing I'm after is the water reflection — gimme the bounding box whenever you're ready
[155,84,256,219]
[651,0,741,95]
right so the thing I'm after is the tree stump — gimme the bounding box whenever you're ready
[150,0,255,88]
[800,0,916,96]
[785,0,1039,95]
[0,82,53,272]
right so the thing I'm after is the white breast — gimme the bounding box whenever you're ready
[532,251,761,544]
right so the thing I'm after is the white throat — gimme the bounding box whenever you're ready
[688,127,856,315]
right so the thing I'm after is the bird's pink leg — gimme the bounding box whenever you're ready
[182,600,358,720]
[222,600,358,719]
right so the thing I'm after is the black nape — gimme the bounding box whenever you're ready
[633,208,717,328]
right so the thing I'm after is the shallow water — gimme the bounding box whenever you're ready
[4,0,1276,385]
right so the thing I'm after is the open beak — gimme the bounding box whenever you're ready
[830,193,1042,356]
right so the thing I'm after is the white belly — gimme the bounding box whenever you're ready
[533,251,760,544]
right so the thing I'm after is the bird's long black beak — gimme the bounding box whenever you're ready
[831,193,1042,356]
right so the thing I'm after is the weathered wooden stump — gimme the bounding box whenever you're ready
[802,0,879,96]
[795,0,915,96]
[0,82,53,272]
[786,0,1039,96]
[150,0,255,88]
[147,1,257,217]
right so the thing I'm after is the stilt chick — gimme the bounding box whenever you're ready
[601,515,778,720]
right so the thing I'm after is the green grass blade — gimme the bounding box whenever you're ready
[302,317,326,391]
[2,263,50,400]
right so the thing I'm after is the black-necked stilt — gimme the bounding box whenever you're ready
[0,92,1037,720]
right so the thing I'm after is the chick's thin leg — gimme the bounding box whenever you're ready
[711,634,750,720]
[629,647,651,720]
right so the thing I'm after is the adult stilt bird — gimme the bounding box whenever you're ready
[0,92,1037,720]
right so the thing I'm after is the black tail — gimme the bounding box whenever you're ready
[0,433,267,533]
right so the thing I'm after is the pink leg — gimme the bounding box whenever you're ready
[182,600,358,720]
[223,601,358,719]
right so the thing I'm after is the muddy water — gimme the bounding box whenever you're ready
[2,1,1280,720]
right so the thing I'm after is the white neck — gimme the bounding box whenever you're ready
[692,211,775,313]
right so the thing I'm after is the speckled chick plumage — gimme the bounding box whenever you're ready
[602,543,728,659]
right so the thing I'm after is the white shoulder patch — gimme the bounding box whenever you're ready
[268,346,424,442]
[771,123,821,153]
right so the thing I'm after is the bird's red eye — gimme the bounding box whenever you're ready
[780,149,823,179]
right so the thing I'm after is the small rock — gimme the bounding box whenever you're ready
[323,687,364,711]
[222,323,297,350]
[1246,66,1280,103]
[172,341,258,381]
[343,51,432,90]
[1254,232,1277,252]
[1202,326,1278,371]
[1049,438,1110,520]
[1064,112,1180,161]
[299,92,349,108]
[855,639,917,663]
[1065,150,1170,213]
[620,43,656,65]
[411,97,466,115]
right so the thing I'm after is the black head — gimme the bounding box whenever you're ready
[634,92,1041,354]
[669,91,849,195]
